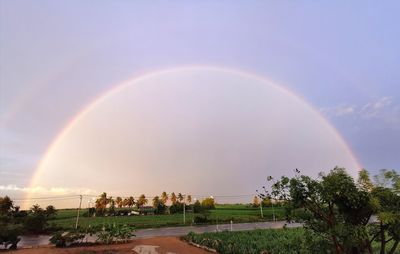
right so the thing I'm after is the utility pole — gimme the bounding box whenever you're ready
[260,202,264,218]
[75,195,82,229]
[272,201,275,221]
[183,199,186,224]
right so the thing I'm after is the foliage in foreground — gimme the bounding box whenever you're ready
[185,228,399,254]
[185,228,329,254]
[96,223,134,245]
[258,167,399,254]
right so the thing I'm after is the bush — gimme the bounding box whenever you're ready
[96,224,134,244]
[193,200,202,213]
[194,215,210,224]
[50,231,85,247]
[201,198,215,210]
[23,213,48,233]
[0,226,21,250]
[169,203,184,214]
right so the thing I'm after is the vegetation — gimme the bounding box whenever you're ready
[185,228,399,254]
[48,203,284,230]
[49,231,85,247]
[96,224,134,244]
[0,197,54,249]
[258,167,399,254]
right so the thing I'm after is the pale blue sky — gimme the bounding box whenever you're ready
[0,1,399,196]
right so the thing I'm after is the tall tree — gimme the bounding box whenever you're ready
[177,193,184,203]
[161,192,168,205]
[187,195,192,204]
[108,197,116,215]
[95,192,109,215]
[370,169,400,254]
[126,196,135,208]
[137,194,148,208]
[0,196,13,215]
[115,197,123,208]
[170,192,177,205]
[259,167,376,254]
[152,196,161,208]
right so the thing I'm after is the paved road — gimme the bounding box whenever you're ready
[17,221,302,248]
[135,221,301,238]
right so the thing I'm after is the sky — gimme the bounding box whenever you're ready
[0,1,399,206]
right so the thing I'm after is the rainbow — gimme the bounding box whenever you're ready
[27,65,362,201]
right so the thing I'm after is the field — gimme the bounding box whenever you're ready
[184,228,400,254]
[49,204,285,230]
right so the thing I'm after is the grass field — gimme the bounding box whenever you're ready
[184,228,400,254]
[49,204,285,230]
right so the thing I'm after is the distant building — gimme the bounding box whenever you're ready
[138,206,155,215]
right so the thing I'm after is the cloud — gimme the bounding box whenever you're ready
[321,97,400,129]
[359,97,393,119]
[0,184,96,195]
[320,104,356,117]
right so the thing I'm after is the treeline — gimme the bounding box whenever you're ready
[93,191,215,216]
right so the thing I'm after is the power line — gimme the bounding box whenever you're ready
[9,193,257,202]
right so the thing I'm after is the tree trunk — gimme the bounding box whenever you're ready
[332,236,343,254]
[365,239,373,254]
[388,240,399,254]
[380,221,386,254]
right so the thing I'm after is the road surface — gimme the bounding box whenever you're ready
[17,221,302,248]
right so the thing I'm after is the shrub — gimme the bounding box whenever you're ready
[169,203,184,214]
[0,226,21,250]
[201,198,215,210]
[23,213,48,233]
[96,224,134,244]
[50,231,85,247]
[194,215,210,224]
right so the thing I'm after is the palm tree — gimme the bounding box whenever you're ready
[95,192,109,214]
[137,194,148,208]
[115,197,123,208]
[170,192,177,205]
[109,197,116,215]
[177,193,184,203]
[187,195,192,204]
[152,196,161,208]
[161,191,168,205]
[127,196,135,208]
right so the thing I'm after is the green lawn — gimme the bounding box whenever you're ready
[49,204,285,230]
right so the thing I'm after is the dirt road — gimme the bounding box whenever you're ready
[7,237,209,254]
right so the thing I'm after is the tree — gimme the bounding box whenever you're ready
[24,204,48,233]
[124,196,135,208]
[45,205,57,218]
[170,192,177,205]
[152,196,160,208]
[115,197,123,208]
[137,194,148,208]
[177,193,184,203]
[368,169,400,254]
[201,197,215,210]
[95,192,109,215]
[108,197,116,215]
[252,196,260,207]
[161,192,168,205]
[187,195,192,204]
[374,169,400,194]
[152,196,166,214]
[260,167,376,254]
[0,196,13,215]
